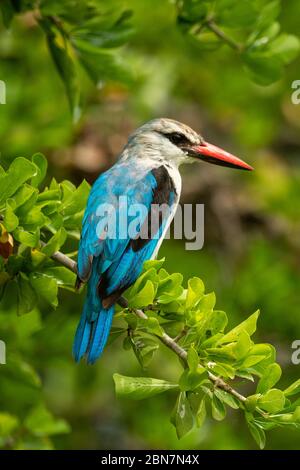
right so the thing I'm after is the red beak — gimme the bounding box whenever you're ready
[193,141,253,171]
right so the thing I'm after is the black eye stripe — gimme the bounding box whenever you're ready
[165,132,191,146]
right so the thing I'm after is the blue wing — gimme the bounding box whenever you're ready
[74,161,176,363]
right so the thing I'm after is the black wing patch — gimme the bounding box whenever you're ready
[98,165,176,308]
[130,165,176,252]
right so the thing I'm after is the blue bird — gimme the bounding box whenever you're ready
[73,118,253,363]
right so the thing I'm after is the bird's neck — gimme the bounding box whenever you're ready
[118,145,183,198]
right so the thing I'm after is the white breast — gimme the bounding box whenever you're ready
[151,163,182,259]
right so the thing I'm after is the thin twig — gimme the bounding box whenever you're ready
[51,249,78,274]
[174,326,188,343]
[140,309,245,401]
[41,242,78,275]
[206,20,242,52]
[47,247,246,403]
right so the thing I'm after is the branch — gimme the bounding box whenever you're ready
[50,247,78,274]
[206,20,243,52]
[48,247,247,403]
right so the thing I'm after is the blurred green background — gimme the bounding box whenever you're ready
[1,0,300,450]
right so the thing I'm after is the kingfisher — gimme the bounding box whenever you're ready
[73,118,253,363]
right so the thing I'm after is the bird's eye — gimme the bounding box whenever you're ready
[166,132,187,146]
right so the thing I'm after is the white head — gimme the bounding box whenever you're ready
[121,118,253,171]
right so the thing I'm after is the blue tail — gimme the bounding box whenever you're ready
[73,297,114,364]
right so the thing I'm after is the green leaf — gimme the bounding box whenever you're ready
[60,179,90,216]
[284,379,300,397]
[128,280,155,308]
[147,317,164,337]
[71,10,134,49]
[208,362,235,379]
[143,257,165,272]
[157,272,183,297]
[40,19,80,122]
[24,405,70,437]
[292,406,300,423]
[242,354,266,368]
[30,249,48,268]
[171,391,194,439]
[178,0,208,22]
[30,274,58,308]
[37,189,61,203]
[179,368,206,392]
[236,370,255,382]
[157,285,184,304]
[6,254,24,276]
[17,273,38,315]
[243,52,282,85]
[257,363,282,394]
[217,0,257,28]
[41,227,67,256]
[113,374,178,400]
[38,266,76,289]
[130,333,159,368]
[247,419,266,449]
[0,158,37,205]
[234,330,252,359]
[31,153,48,188]
[186,277,205,309]
[0,279,18,313]
[127,268,158,300]
[241,343,274,371]
[211,394,226,421]
[187,345,199,372]
[123,336,132,351]
[219,310,260,344]
[106,327,126,346]
[197,292,216,313]
[74,39,132,85]
[15,188,38,217]
[3,200,19,232]
[13,227,39,248]
[258,389,285,413]
[21,206,49,229]
[245,394,260,413]
[196,398,206,428]
[207,310,228,335]
[268,34,300,64]
[207,342,237,361]
[256,0,281,31]
[14,184,38,210]
[124,312,138,330]
[214,388,240,410]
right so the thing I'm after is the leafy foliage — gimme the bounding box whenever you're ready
[0,155,89,448]
[1,155,300,448]
[1,0,299,122]
[1,0,300,452]
[0,155,88,315]
[112,259,300,448]
[176,0,300,85]
[0,0,134,120]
